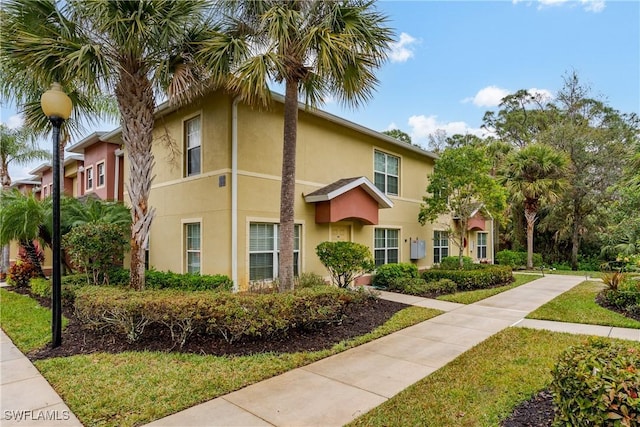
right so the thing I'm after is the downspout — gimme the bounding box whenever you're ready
[232,97,240,291]
[114,149,124,201]
[488,211,495,264]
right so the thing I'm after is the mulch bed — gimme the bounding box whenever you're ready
[501,390,555,427]
[7,286,408,361]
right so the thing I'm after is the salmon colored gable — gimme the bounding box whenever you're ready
[315,186,380,225]
[468,215,486,231]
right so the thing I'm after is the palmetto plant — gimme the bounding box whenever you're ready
[500,143,569,269]
[210,0,393,290]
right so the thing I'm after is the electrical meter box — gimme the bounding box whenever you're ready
[410,239,426,260]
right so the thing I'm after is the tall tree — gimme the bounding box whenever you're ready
[213,0,393,291]
[419,144,506,268]
[499,143,569,269]
[1,0,224,290]
[382,129,411,144]
[0,124,50,280]
[540,73,637,269]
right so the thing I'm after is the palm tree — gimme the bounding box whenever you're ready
[63,196,131,229]
[210,0,393,291]
[1,0,224,290]
[0,124,50,280]
[500,143,569,269]
[0,190,47,277]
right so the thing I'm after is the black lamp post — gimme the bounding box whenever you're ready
[41,83,73,348]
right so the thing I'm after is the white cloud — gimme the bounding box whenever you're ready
[385,122,398,131]
[532,0,605,12]
[2,114,24,129]
[464,86,554,108]
[388,32,418,63]
[407,114,488,147]
[464,86,511,107]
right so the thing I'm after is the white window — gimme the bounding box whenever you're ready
[97,161,105,187]
[249,223,300,281]
[374,228,399,267]
[477,232,488,259]
[43,186,48,198]
[433,230,449,264]
[374,150,399,196]
[185,223,201,274]
[86,166,93,190]
[185,116,201,176]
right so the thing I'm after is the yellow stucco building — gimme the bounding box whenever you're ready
[107,91,494,290]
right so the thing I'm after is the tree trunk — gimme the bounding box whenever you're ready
[20,240,46,278]
[115,67,156,291]
[524,208,537,269]
[278,79,299,292]
[571,218,580,271]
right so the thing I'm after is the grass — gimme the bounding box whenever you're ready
[527,280,640,329]
[349,328,640,427]
[0,288,68,351]
[0,288,441,427]
[437,273,540,304]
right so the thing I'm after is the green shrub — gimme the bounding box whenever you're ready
[437,256,474,270]
[61,273,91,287]
[426,279,458,295]
[74,286,371,347]
[372,263,418,288]
[602,279,640,311]
[29,277,51,298]
[421,266,513,291]
[388,278,458,296]
[316,241,375,288]
[496,250,542,268]
[145,270,233,292]
[63,222,128,285]
[7,260,38,288]
[295,272,328,288]
[551,338,640,426]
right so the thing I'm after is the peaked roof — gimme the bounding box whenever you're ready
[304,176,393,209]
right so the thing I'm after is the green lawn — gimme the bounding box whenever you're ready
[437,273,540,304]
[349,328,640,427]
[527,280,640,329]
[0,288,441,427]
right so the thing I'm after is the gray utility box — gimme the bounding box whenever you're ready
[410,239,426,260]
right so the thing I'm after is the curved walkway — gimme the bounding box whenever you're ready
[1,275,638,427]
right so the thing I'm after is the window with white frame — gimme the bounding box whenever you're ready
[477,232,488,259]
[43,186,48,198]
[374,228,399,267]
[97,161,105,187]
[249,223,300,281]
[185,222,201,274]
[374,150,399,196]
[185,116,201,176]
[433,230,449,264]
[86,166,93,190]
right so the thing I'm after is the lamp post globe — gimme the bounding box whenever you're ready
[41,82,72,348]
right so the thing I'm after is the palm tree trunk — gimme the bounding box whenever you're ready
[524,208,536,269]
[115,67,156,291]
[20,240,46,278]
[278,78,299,292]
[1,173,10,279]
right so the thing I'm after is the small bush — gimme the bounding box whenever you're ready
[372,263,418,288]
[496,250,542,268]
[551,338,640,426]
[74,285,371,347]
[316,241,375,288]
[437,256,474,270]
[7,260,38,288]
[602,279,640,311]
[295,272,328,288]
[421,266,513,291]
[388,278,458,296]
[30,277,52,298]
[426,279,458,295]
[602,271,627,291]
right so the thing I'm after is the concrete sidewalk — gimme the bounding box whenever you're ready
[2,275,638,427]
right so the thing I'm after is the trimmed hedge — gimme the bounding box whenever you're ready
[437,256,475,270]
[62,269,233,292]
[388,277,457,296]
[372,263,418,288]
[74,286,373,347]
[551,338,640,426]
[421,266,513,291]
[30,277,84,306]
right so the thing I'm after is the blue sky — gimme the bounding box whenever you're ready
[2,0,639,179]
